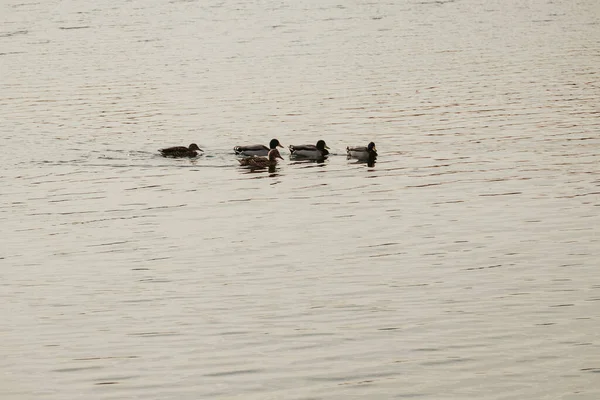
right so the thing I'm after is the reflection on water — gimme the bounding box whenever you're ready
[347,154,377,168]
[1,0,599,398]
[238,164,281,177]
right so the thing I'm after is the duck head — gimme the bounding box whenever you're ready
[367,142,376,153]
[269,138,283,149]
[189,143,203,151]
[316,140,330,150]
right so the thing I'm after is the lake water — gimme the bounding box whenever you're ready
[1,0,599,398]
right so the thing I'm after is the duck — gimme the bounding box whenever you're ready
[289,140,330,159]
[347,142,377,160]
[238,148,284,169]
[234,138,283,157]
[159,143,203,158]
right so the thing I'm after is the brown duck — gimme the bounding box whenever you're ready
[159,143,203,158]
[238,148,284,168]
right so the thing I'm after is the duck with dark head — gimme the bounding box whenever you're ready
[346,142,377,160]
[288,140,330,159]
[234,138,283,157]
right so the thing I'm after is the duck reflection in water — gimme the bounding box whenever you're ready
[238,163,281,178]
[367,155,376,168]
[289,157,328,168]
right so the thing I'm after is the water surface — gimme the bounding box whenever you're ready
[1,0,599,398]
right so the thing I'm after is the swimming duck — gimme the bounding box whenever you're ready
[347,142,377,160]
[289,140,330,159]
[238,148,284,168]
[159,143,203,158]
[234,138,283,157]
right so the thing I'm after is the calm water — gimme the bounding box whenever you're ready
[1,0,600,398]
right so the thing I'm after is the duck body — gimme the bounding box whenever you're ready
[289,140,330,159]
[238,148,284,169]
[234,138,283,157]
[159,143,203,158]
[347,142,377,160]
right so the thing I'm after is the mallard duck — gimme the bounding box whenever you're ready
[159,143,203,158]
[234,138,283,156]
[238,148,284,168]
[289,140,330,159]
[347,142,377,159]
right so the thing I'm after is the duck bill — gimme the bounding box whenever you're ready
[325,145,330,149]
[277,144,284,148]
